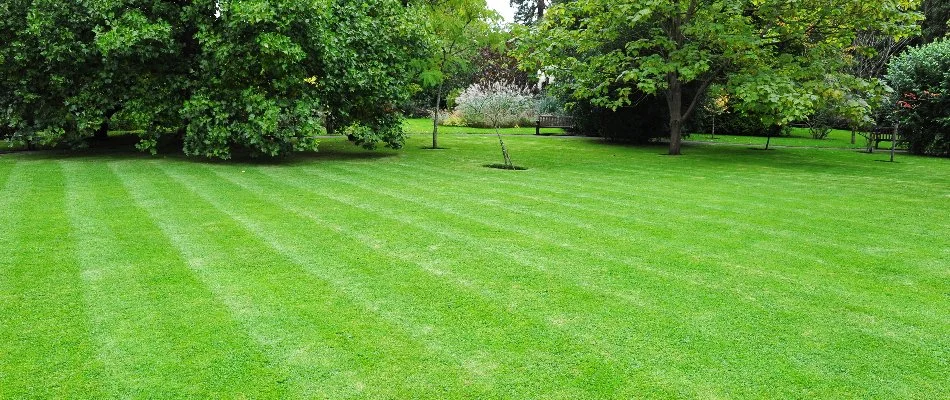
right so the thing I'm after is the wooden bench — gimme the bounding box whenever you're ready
[535,114,575,135]
[871,128,899,149]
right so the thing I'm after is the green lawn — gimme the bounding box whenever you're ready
[1,134,948,398]
[404,117,566,135]
[404,118,891,150]
[687,127,886,150]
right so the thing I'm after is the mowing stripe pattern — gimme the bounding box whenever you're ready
[0,135,947,398]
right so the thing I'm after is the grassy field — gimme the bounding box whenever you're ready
[687,128,886,150]
[404,118,566,135]
[1,134,948,398]
[404,118,894,150]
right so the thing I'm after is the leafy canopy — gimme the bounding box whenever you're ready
[1,0,427,159]
[516,0,921,153]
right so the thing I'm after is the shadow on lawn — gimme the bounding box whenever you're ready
[588,138,871,172]
[4,133,398,165]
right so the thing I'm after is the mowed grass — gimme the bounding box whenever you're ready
[1,134,948,398]
[404,117,886,150]
[688,128,883,150]
[404,118,566,135]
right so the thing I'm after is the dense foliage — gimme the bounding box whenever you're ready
[454,82,536,128]
[516,0,922,154]
[886,39,950,156]
[414,0,500,148]
[0,0,426,159]
[0,0,102,147]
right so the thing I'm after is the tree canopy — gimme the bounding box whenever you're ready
[415,0,501,148]
[516,0,922,154]
[1,0,427,159]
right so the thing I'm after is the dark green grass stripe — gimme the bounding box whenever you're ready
[546,164,948,240]
[376,159,949,296]
[335,162,948,344]
[377,158,947,290]
[61,160,286,398]
[402,135,947,225]
[375,160,864,256]
[385,155,920,250]
[250,166,855,397]
[0,161,14,191]
[112,161,493,399]
[0,162,105,398]
[171,164,676,396]
[298,162,946,396]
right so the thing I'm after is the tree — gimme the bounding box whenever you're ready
[921,0,950,43]
[510,0,547,24]
[416,0,500,149]
[1,0,426,159]
[0,0,104,148]
[886,38,950,156]
[510,0,572,25]
[515,0,921,155]
[455,82,536,168]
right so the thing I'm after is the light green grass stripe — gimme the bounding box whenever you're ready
[338,162,948,343]
[383,146,947,284]
[61,160,286,398]
[251,165,840,398]
[112,161,487,399]
[0,161,105,398]
[304,162,944,396]
[166,162,646,399]
[236,167,715,397]
[376,159,947,296]
[389,145,929,245]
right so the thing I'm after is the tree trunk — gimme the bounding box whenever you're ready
[93,107,121,142]
[537,0,547,20]
[94,121,110,141]
[711,114,716,139]
[665,75,684,155]
[890,123,898,162]
[496,130,513,169]
[431,82,444,149]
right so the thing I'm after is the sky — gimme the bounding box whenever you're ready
[486,0,516,22]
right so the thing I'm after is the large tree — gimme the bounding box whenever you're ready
[1,0,426,159]
[416,0,499,149]
[516,0,921,155]
[0,0,103,147]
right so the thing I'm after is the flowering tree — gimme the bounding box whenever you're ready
[456,82,536,168]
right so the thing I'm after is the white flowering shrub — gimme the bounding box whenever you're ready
[454,82,537,128]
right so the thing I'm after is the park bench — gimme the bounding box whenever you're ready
[871,127,900,149]
[535,114,575,135]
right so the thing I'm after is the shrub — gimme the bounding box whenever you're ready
[455,82,536,128]
[569,97,669,143]
[693,108,789,137]
[536,94,565,115]
[886,39,950,156]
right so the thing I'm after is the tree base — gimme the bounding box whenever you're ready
[483,163,527,171]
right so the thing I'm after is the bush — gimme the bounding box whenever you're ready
[536,94,566,115]
[454,82,536,128]
[569,96,669,143]
[886,39,950,156]
[692,107,789,137]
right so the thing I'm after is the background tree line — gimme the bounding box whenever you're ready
[512,0,949,156]
[0,0,428,159]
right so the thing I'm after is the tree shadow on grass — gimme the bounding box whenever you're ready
[2,134,399,165]
[587,138,870,173]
